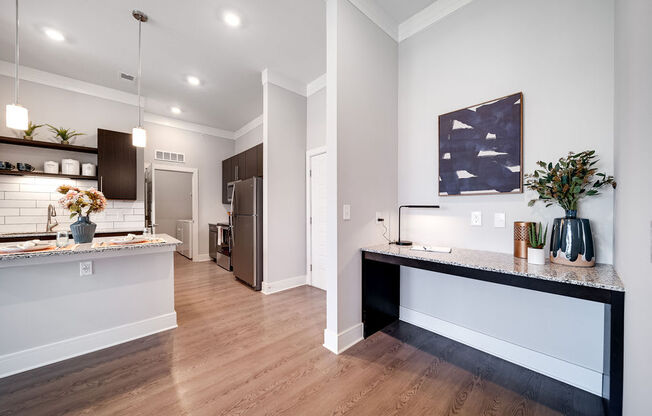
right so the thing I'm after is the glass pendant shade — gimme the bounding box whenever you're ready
[132,126,147,147]
[6,104,28,130]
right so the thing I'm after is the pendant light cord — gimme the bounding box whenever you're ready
[14,0,19,105]
[137,18,142,127]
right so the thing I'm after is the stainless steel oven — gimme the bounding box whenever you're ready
[209,222,231,271]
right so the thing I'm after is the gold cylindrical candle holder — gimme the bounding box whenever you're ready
[514,221,532,259]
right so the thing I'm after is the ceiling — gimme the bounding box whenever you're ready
[373,0,438,24]
[0,0,326,132]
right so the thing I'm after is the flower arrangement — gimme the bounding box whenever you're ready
[57,185,107,219]
[524,150,616,212]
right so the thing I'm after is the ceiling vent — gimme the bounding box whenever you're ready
[120,72,135,82]
[155,150,185,163]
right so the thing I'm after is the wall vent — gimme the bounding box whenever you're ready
[120,72,135,81]
[155,150,185,163]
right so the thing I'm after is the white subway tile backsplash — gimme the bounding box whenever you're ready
[112,200,143,209]
[0,192,4,199]
[0,200,35,208]
[5,216,48,224]
[19,183,62,193]
[104,208,133,216]
[123,214,144,222]
[19,208,48,216]
[0,183,19,192]
[0,176,34,184]
[0,224,36,233]
[120,221,145,228]
[4,191,51,200]
[0,208,20,216]
[0,217,3,225]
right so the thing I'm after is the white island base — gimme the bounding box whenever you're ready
[0,235,179,378]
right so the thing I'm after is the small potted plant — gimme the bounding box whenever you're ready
[525,150,616,267]
[527,222,547,265]
[47,125,85,145]
[57,185,107,243]
[23,121,43,140]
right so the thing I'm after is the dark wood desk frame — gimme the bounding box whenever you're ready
[361,250,624,416]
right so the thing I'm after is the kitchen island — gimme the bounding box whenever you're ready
[0,234,180,378]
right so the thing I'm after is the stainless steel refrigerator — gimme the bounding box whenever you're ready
[231,177,263,290]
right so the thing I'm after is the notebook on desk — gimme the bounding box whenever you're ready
[410,245,452,253]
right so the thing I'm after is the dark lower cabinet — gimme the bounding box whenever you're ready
[222,143,263,204]
[97,129,137,200]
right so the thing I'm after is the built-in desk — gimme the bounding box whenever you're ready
[361,244,624,415]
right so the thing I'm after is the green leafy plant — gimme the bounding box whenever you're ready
[23,121,43,139]
[524,150,616,212]
[46,125,85,144]
[528,222,548,249]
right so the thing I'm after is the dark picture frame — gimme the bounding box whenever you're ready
[438,92,523,196]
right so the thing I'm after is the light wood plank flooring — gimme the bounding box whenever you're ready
[0,254,603,415]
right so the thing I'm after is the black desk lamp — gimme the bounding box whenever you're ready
[393,205,440,246]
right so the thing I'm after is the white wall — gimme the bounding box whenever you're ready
[307,87,326,150]
[324,0,398,352]
[396,0,615,394]
[234,123,263,154]
[143,123,234,256]
[263,82,307,290]
[614,0,652,413]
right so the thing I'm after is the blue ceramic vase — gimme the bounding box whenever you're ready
[70,215,97,244]
[549,210,595,267]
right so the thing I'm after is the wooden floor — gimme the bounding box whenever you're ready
[0,254,604,416]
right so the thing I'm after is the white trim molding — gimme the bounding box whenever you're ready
[398,0,474,42]
[348,0,398,41]
[234,115,264,140]
[144,113,234,139]
[323,323,364,354]
[193,254,212,262]
[399,307,603,396]
[261,68,307,97]
[307,74,327,96]
[0,312,177,379]
[261,274,308,295]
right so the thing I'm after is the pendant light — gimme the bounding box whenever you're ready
[6,0,28,130]
[132,10,148,147]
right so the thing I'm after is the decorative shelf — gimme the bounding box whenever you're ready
[0,170,97,181]
[0,136,98,154]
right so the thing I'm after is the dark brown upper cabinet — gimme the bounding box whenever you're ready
[222,143,263,204]
[97,129,137,200]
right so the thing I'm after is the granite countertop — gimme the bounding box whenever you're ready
[0,229,144,239]
[362,244,624,292]
[0,234,181,263]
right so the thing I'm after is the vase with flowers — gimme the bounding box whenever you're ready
[525,150,616,267]
[57,185,108,243]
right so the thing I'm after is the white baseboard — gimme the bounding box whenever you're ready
[399,307,602,395]
[0,312,178,379]
[323,323,364,354]
[193,253,212,262]
[261,274,307,295]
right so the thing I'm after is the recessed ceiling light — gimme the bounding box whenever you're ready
[223,11,241,27]
[186,75,200,86]
[44,28,65,42]
[171,106,181,114]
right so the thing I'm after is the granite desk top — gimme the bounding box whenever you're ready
[362,244,624,292]
[0,234,181,263]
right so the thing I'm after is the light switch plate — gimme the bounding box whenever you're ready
[343,204,351,221]
[375,211,384,223]
[80,261,93,276]
[471,211,482,226]
[494,212,506,228]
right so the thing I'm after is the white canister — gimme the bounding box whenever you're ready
[527,247,546,265]
[44,161,59,174]
[61,159,80,175]
[81,163,96,177]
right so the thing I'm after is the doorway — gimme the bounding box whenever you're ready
[152,164,199,260]
[306,147,327,291]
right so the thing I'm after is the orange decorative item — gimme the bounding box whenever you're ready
[513,221,532,259]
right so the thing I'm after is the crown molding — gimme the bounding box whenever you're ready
[144,113,234,139]
[398,0,474,42]
[347,0,398,41]
[261,68,307,97]
[307,74,327,96]
[0,60,144,107]
[234,115,263,140]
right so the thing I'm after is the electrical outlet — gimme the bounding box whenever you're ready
[471,211,482,226]
[494,212,506,228]
[80,261,93,276]
[343,204,351,221]
[375,211,384,222]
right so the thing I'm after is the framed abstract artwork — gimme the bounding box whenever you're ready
[438,92,523,196]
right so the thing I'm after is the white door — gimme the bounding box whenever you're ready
[309,152,327,290]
